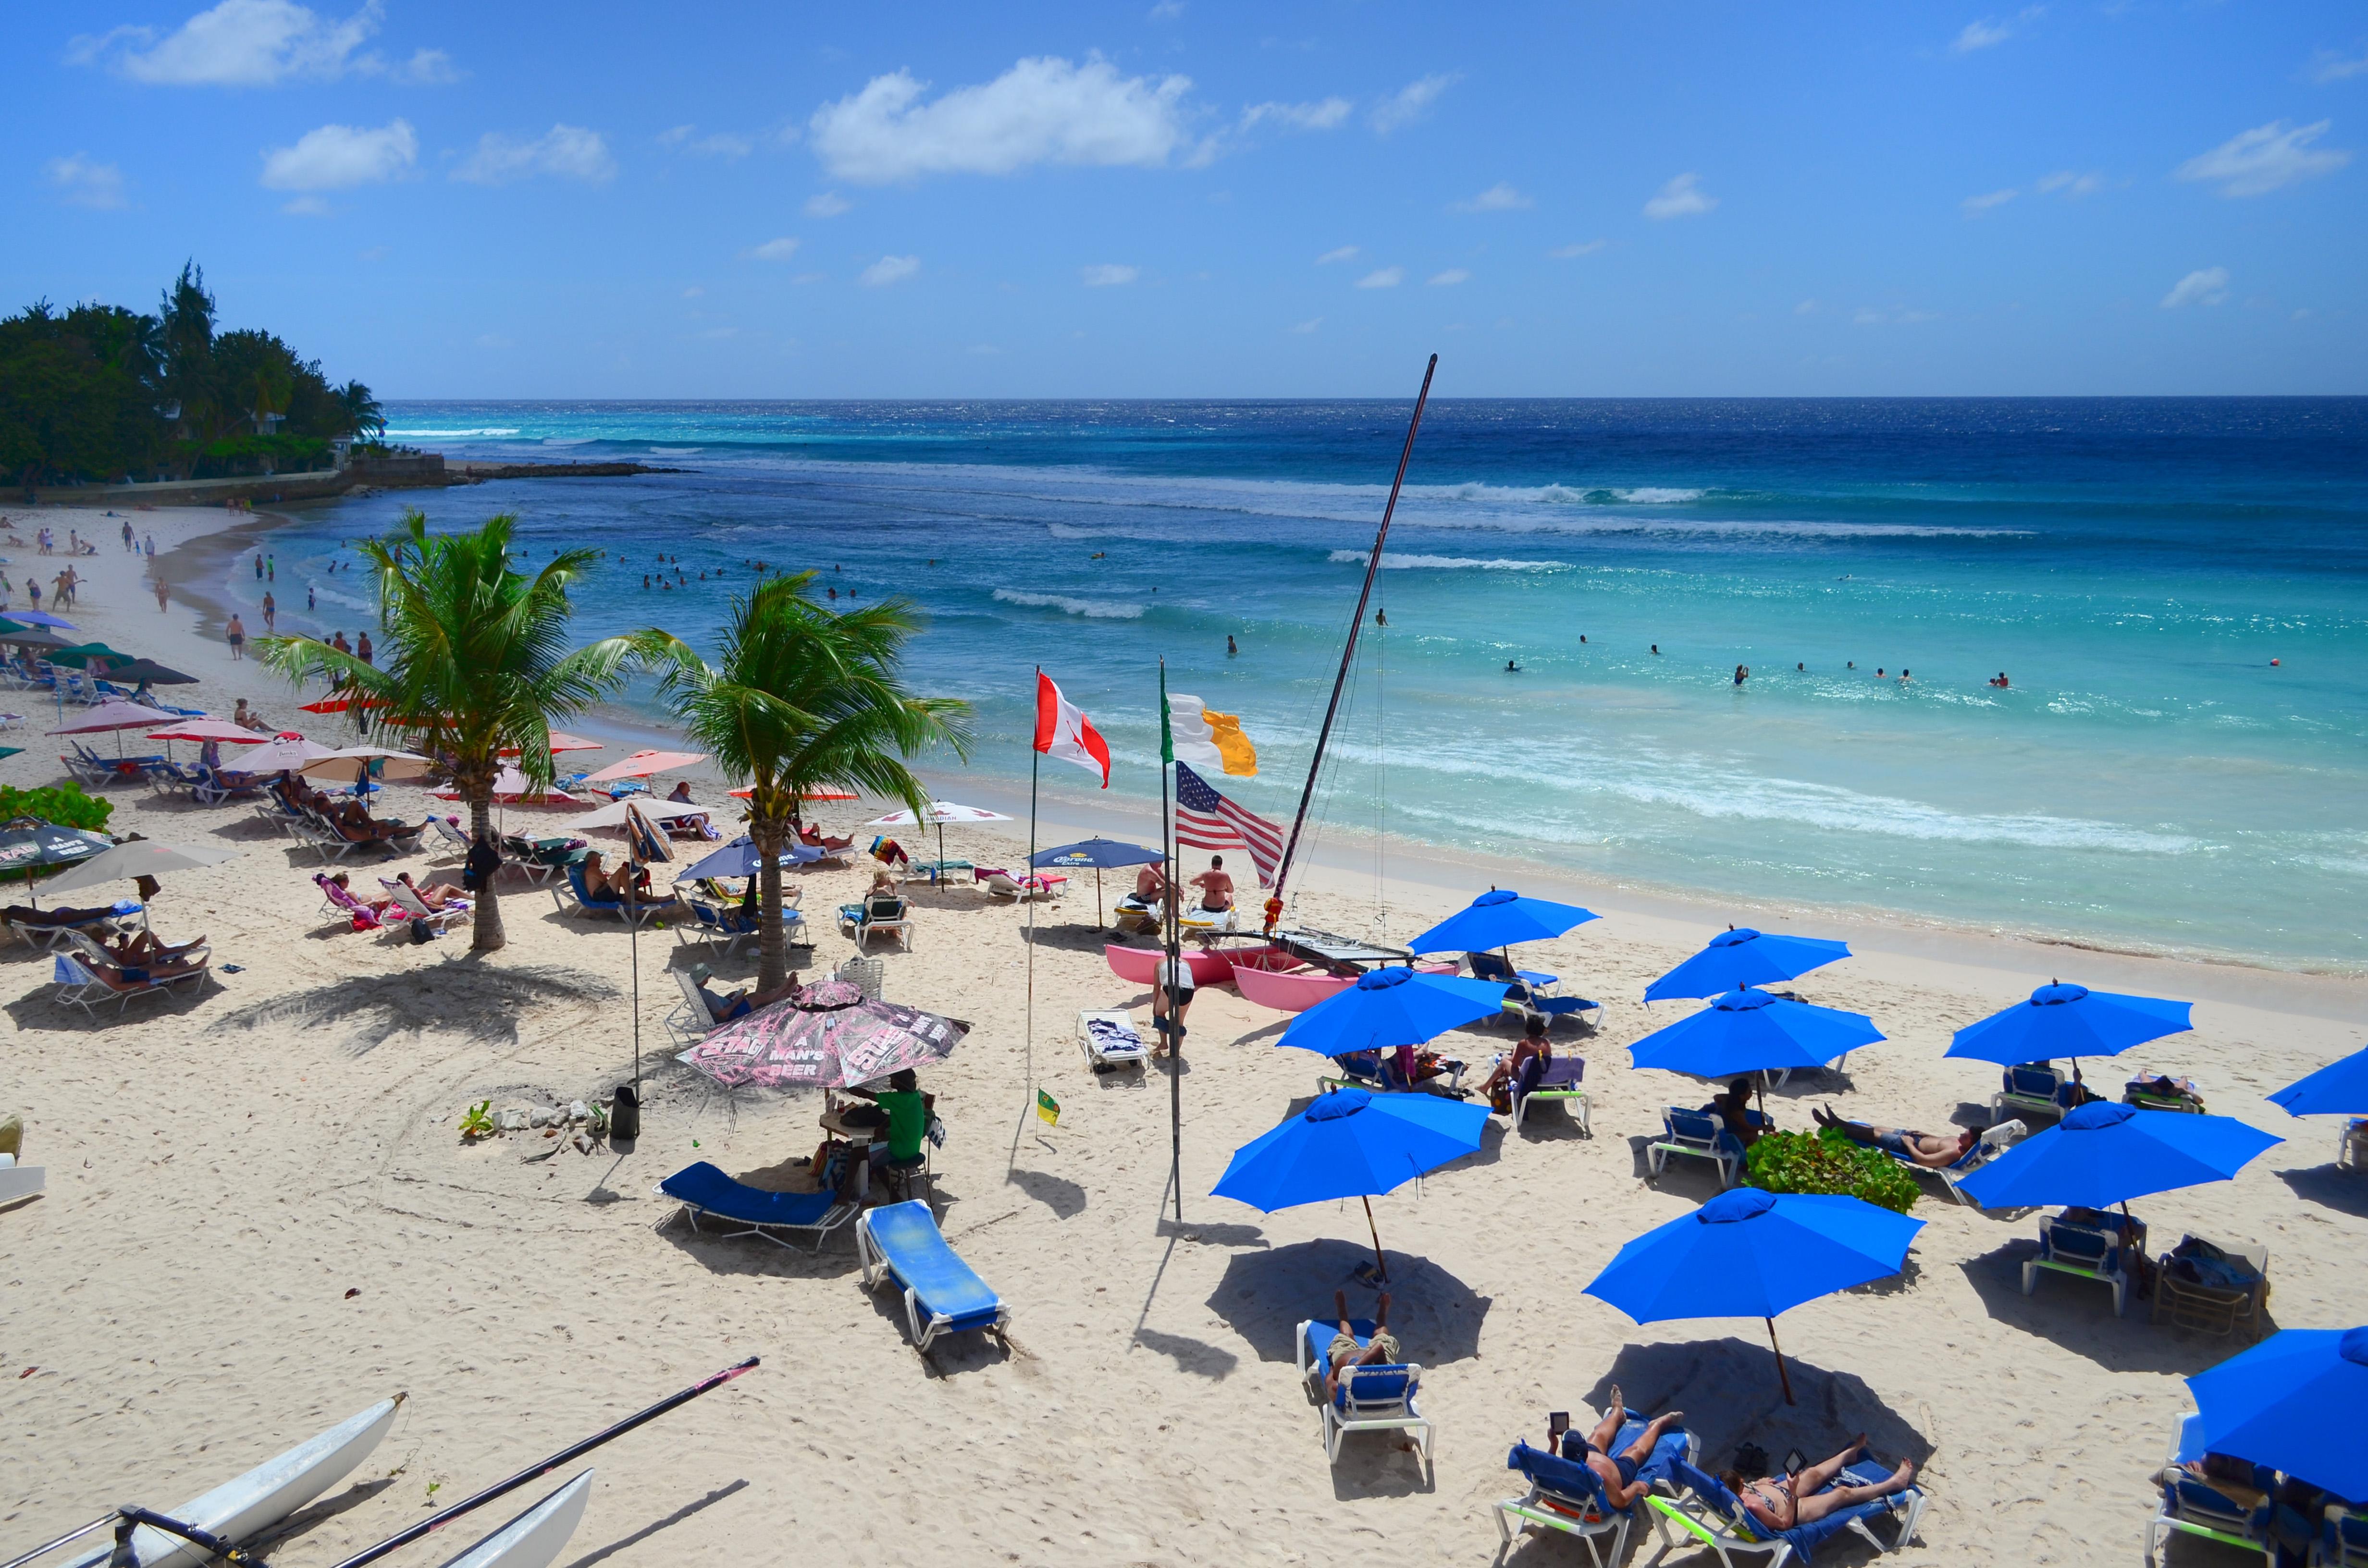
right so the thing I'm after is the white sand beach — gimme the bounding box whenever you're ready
[3,502,2363,1567]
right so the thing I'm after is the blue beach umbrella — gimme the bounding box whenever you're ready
[2183,1326,2368,1501]
[1029,836,1165,924]
[1627,986,1884,1082]
[1953,1101,2282,1212]
[1214,1086,1488,1277]
[1644,927,1852,1003]
[1277,966,1509,1058]
[1584,1187,1924,1403]
[1,610,76,630]
[677,835,822,881]
[1943,981,2192,1067]
[2266,1046,2368,1117]
[1408,887,1599,956]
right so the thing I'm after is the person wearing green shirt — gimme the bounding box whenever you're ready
[874,1069,929,1166]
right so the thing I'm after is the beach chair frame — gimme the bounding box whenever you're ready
[51,952,196,1018]
[2341,1119,2368,1173]
[1514,1055,1591,1135]
[2324,1504,2368,1567]
[856,1201,1011,1352]
[2143,1420,2270,1567]
[1494,1439,1633,1568]
[1647,1108,1743,1188]
[1885,1118,2025,1207]
[381,879,469,935]
[2148,1234,2269,1340]
[1992,1061,2071,1124]
[1640,1464,1924,1568]
[653,1163,858,1253]
[2023,1212,2134,1315]
[666,968,719,1049]
[1078,1008,1148,1072]
[1293,1318,1433,1473]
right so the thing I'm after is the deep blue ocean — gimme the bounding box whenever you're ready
[240,398,2367,971]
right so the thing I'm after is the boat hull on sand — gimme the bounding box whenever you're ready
[433,1470,592,1568]
[62,1397,401,1568]
[1103,943,1271,989]
[1231,954,1458,1013]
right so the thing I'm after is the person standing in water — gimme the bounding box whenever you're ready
[1227,634,1238,656]
[1734,664,1749,686]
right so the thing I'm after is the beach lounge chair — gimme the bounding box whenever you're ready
[60,926,208,973]
[654,1161,857,1252]
[856,1199,1011,1352]
[1993,1061,2074,1123]
[499,832,577,886]
[2023,1207,2146,1316]
[381,878,469,935]
[1514,1055,1591,1134]
[2123,1074,2208,1113]
[838,893,913,951]
[1647,1107,1747,1188]
[2149,1233,2269,1340]
[2144,1416,2273,1567]
[2341,1118,2368,1173]
[837,956,885,1001]
[2325,1505,2368,1567]
[1469,951,1603,1028]
[428,816,474,858]
[1882,1118,2027,1206]
[1497,1417,1700,1568]
[679,897,760,957]
[0,899,141,952]
[666,968,723,1048]
[1641,1456,1925,1568]
[1292,1316,1431,1472]
[1079,1008,1149,1072]
[0,1152,44,1210]
[315,872,401,932]
[552,863,681,925]
[51,951,199,1017]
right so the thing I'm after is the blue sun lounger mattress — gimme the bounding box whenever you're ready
[865,1200,1004,1335]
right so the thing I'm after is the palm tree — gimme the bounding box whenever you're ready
[336,380,384,441]
[651,574,971,993]
[258,509,644,951]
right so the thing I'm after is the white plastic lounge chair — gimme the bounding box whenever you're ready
[654,1161,857,1252]
[428,816,474,858]
[837,956,885,1001]
[1883,1118,2025,1206]
[1641,1455,1925,1568]
[857,1199,1011,1352]
[0,1152,45,1208]
[1514,1055,1591,1134]
[1647,1107,1745,1187]
[51,951,198,1017]
[1079,1008,1148,1072]
[381,878,469,935]
[1292,1316,1431,1473]
[2145,1416,2271,1566]
[666,968,723,1049]
[2023,1208,2143,1316]
[2,900,140,952]
[839,893,913,951]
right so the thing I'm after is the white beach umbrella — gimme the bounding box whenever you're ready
[39,838,237,896]
[561,796,717,833]
[241,735,341,772]
[865,799,1012,866]
[299,746,434,784]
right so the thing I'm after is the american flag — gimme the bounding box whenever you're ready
[1173,761,1284,887]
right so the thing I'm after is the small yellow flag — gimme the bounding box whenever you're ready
[1036,1089,1061,1127]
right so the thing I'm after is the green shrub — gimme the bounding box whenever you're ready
[1745,1127,1921,1214]
[0,783,112,832]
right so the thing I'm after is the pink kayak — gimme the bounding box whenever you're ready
[1230,951,1461,1013]
[1104,943,1281,989]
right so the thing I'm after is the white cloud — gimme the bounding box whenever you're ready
[1643,172,1715,219]
[1451,181,1531,212]
[2036,169,2106,197]
[454,124,614,184]
[73,0,384,86]
[281,194,331,216]
[1550,240,1606,258]
[804,191,851,217]
[2176,120,2351,196]
[1852,305,1938,326]
[1794,299,1820,315]
[1290,317,1321,333]
[1370,73,1458,134]
[1081,263,1139,286]
[261,118,415,189]
[682,285,703,298]
[861,254,920,287]
[2308,47,2368,83]
[1961,187,2018,215]
[1355,266,1404,288]
[1148,0,1185,18]
[1428,268,1470,286]
[658,124,752,158]
[46,153,127,209]
[391,46,457,84]
[2161,267,2230,308]
[810,54,1191,183]
[1241,97,1352,132]
[746,237,802,261]
[1315,245,1359,265]
[1951,6,2043,54]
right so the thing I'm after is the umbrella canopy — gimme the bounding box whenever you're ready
[678,835,823,880]
[98,659,197,686]
[241,735,341,772]
[299,746,434,783]
[429,765,578,803]
[147,720,271,745]
[584,748,707,782]
[2265,1046,2368,1118]
[1954,1101,2282,1211]
[37,838,237,895]
[1277,966,1510,1058]
[1214,1087,1486,1211]
[498,731,602,756]
[2183,1326,2368,1500]
[1409,888,1599,955]
[0,611,75,629]
[728,786,858,801]
[1943,981,2192,1066]
[1644,927,1852,1003]
[298,693,388,714]
[562,796,716,832]
[866,801,1012,827]
[0,624,74,650]
[48,699,180,735]
[0,818,113,876]
[45,642,140,671]
[1584,1186,1924,1403]
[677,980,969,1090]
[1030,837,1166,870]
[1627,986,1884,1080]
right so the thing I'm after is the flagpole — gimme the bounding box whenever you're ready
[1026,667,1041,1140]
[1160,659,1183,1225]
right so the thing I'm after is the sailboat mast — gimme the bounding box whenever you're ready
[1265,354,1437,931]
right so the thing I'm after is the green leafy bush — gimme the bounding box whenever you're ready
[1745,1127,1921,1214]
[0,783,112,832]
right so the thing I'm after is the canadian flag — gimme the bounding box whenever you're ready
[1034,672,1110,787]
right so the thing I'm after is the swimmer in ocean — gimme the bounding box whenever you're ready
[1734,665,1749,686]
[1376,608,1387,626]
[1796,662,1804,671]
[1900,669,1912,682]
[1651,644,1661,655]
[1506,659,1521,673]
[1227,635,1238,656]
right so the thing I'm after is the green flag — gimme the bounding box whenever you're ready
[1036,1089,1061,1127]
[1159,661,1173,765]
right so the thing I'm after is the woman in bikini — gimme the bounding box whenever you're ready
[1720,1436,1917,1531]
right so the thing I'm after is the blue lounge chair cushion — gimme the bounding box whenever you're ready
[1667,1457,1911,1564]
[567,864,623,907]
[1304,1317,1377,1370]
[1509,1441,1615,1514]
[660,1162,841,1228]
[864,1199,1003,1331]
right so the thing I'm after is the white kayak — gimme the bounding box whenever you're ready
[62,1396,402,1568]
[434,1470,592,1568]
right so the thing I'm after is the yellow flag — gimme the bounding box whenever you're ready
[1036,1089,1061,1127]
[1205,710,1258,776]
[1167,693,1258,777]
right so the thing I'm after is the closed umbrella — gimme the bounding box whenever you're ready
[678,980,969,1090]
[1953,1101,2282,1212]
[1029,837,1165,924]
[1943,981,2192,1070]
[1626,985,1884,1084]
[37,838,237,896]
[2183,1326,2368,1501]
[1644,926,1852,1003]
[1213,1086,1488,1278]
[1585,1187,1924,1403]
[1277,966,1510,1058]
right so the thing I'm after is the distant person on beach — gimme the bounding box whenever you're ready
[261,592,276,632]
[1811,1105,1978,1169]
[1190,855,1235,913]
[1135,861,1168,904]
[307,585,315,611]
[357,632,373,665]
[121,520,134,551]
[1875,668,1884,678]
[26,580,40,612]
[1579,634,1586,643]
[1151,950,1195,1057]
[226,613,247,660]
[144,534,154,557]
[1734,665,1749,686]
[1847,661,1855,669]
[1899,669,1912,682]
[255,555,263,580]
[331,631,351,654]
[267,555,275,581]
[667,780,694,803]
[1796,662,1804,671]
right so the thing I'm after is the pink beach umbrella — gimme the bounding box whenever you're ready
[585,748,707,783]
[48,698,179,736]
[677,980,970,1090]
[147,719,273,745]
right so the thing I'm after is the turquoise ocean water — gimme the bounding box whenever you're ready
[232,398,2367,972]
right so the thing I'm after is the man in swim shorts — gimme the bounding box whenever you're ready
[1554,1385,1689,1507]
[1324,1288,1403,1400]
[1189,854,1233,913]
[1812,1104,1977,1168]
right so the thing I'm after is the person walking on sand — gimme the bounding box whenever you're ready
[226,613,247,661]
[154,579,169,612]
[255,554,263,580]
[121,519,134,552]
[262,591,276,633]
[25,579,40,612]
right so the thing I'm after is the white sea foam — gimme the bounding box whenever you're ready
[992,588,1146,619]
[541,437,595,447]
[382,427,521,438]
[647,446,703,455]
[1328,550,1565,571]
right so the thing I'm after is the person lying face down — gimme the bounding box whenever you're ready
[1811,1104,1977,1169]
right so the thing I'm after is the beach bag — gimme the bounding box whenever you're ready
[1488,1085,1513,1116]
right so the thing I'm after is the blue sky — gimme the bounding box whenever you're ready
[12,0,2365,396]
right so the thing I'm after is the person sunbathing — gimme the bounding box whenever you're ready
[1720,1437,1917,1532]
[1707,1078,1771,1148]
[1812,1105,1977,1169]
[800,824,856,851]
[394,872,464,911]
[1482,1014,1553,1106]
[3,904,119,928]
[1552,1386,1688,1509]
[695,966,801,1023]
[102,929,209,965]
[1322,1288,1402,1401]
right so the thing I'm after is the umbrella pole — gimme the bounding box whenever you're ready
[1765,1317,1796,1405]
[1096,866,1104,928]
[1362,1196,1388,1282]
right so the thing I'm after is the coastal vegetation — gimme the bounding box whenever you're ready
[258,509,643,952]
[1745,1127,1923,1214]
[653,574,973,993]
[0,261,381,487]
